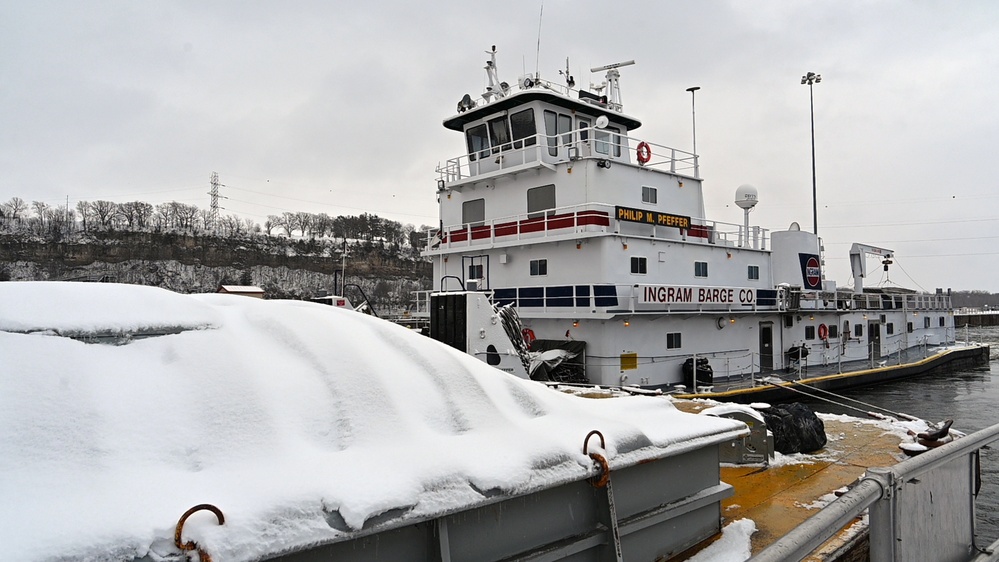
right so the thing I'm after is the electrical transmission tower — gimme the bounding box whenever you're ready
[208,172,222,232]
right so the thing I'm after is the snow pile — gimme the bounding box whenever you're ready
[0,282,746,561]
[686,518,756,562]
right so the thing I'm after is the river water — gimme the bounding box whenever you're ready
[804,326,999,544]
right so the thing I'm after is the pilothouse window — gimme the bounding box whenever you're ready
[544,110,572,157]
[466,124,489,161]
[488,116,511,153]
[510,109,537,149]
[595,126,622,157]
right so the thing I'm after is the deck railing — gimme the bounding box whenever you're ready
[437,126,699,184]
[750,421,999,562]
[423,202,762,253]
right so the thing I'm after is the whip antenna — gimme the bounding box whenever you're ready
[535,1,544,78]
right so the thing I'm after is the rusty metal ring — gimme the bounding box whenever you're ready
[589,452,611,488]
[175,504,225,562]
[582,430,605,455]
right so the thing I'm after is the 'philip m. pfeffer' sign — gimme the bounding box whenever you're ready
[615,206,691,230]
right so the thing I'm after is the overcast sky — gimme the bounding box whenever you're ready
[3,1,999,291]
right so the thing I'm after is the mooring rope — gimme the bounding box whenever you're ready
[763,375,920,422]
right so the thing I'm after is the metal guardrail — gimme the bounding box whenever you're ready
[751,421,999,562]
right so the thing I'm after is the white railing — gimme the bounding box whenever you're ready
[436,127,699,184]
[423,202,765,252]
[751,421,999,562]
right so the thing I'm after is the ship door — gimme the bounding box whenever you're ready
[759,322,774,371]
[868,321,882,361]
[462,255,489,291]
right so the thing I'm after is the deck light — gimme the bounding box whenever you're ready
[624,319,631,327]
[573,320,579,327]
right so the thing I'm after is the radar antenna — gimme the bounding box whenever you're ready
[589,60,635,112]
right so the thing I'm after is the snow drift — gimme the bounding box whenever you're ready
[0,282,745,561]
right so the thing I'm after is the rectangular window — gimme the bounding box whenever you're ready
[510,109,537,149]
[695,261,708,278]
[642,186,657,204]
[465,124,489,161]
[468,264,483,279]
[596,127,623,156]
[855,324,864,338]
[939,316,945,327]
[488,116,511,153]
[544,110,572,157]
[907,322,914,333]
[610,127,622,157]
[527,184,556,218]
[805,326,815,340]
[748,265,760,280]
[924,317,931,329]
[559,114,572,149]
[578,119,590,144]
[462,198,485,226]
[828,324,839,339]
[886,323,894,335]
[530,259,548,276]
[631,256,647,275]
[666,332,682,349]
[544,110,558,156]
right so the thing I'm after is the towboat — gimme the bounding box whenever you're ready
[415,47,987,396]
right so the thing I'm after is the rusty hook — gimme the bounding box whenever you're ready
[582,430,605,455]
[175,504,225,562]
[582,430,611,488]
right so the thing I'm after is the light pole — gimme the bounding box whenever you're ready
[801,72,821,235]
[686,86,700,176]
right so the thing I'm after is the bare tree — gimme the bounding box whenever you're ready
[31,201,50,229]
[198,208,213,231]
[281,212,296,236]
[133,201,153,229]
[76,200,91,231]
[264,214,280,235]
[91,200,117,229]
[154,202,174,229]
[117,202,139,228]
[5,197,28,222]
[175,203,199,230]
[219,214,243,237]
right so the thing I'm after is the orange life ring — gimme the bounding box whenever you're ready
[636,141,652,165]
[521,328,536,347]
[818,323,829,340]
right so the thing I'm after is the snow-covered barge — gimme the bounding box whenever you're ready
[0,281,746,561]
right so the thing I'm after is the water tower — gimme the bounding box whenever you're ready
[735,184,759,248]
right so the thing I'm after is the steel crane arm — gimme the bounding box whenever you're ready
[849,243,894,294]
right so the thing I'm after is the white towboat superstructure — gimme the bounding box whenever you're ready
[419,47,957,391]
